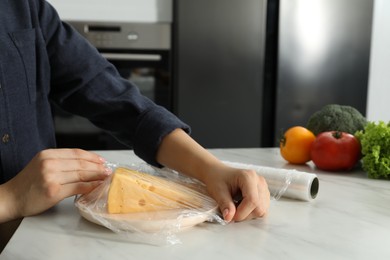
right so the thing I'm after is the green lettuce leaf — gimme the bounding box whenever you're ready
[355,121,390,179]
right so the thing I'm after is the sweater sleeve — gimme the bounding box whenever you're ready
[35,0,190,166]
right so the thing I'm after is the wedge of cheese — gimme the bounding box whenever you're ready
[107,167,204,214]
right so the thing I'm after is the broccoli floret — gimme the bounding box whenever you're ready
[306,104,367,136]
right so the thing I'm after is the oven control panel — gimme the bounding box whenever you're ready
[68,21,171,50]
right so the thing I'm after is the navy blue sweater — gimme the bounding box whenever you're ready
[0,0,189,183]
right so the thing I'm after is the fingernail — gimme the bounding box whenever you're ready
[104,167,113,175]
[223,208,229,219]
[99,157,106,163]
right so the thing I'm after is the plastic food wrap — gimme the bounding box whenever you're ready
[75,162,225,245]
[223,161,319,201]
[75,161,319,245]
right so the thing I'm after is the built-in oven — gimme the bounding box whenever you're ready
[53,20,173,149]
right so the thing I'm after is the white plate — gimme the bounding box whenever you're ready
[76,199,219,233]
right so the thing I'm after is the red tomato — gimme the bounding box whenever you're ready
[310,131,361,171]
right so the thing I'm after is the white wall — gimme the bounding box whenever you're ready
[46,0,172,22]
[367,0,390,122]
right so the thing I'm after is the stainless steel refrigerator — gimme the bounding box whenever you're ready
[173,0,268,148]
[274,0,373,145]
[173,0,373,148]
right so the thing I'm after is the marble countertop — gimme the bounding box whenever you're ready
[1,148,389,260]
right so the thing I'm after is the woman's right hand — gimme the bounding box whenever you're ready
[0,148,111,223]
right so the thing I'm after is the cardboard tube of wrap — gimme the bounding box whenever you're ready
[224,161,319,201]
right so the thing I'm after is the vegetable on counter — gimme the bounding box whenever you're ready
[280,126,316,164]
[310,131,361,171]
[355,121,390,179]
[279,104,389,178]
[306,104,367,136]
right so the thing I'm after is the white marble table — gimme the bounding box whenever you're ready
[1,148,390,260]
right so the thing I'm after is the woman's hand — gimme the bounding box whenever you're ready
[203,165,270,222]
[156,128,270,223]
[0,149,110,222]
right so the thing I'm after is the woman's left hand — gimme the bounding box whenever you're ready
[156,129,271,223]
[203,165,270,222]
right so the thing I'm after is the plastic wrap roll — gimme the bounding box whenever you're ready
[224,161,319,201]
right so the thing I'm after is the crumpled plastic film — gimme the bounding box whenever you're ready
[223,161,319,201]
[74,162,226,246]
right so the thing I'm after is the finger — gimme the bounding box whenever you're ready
[55,160,112,184]
[38,148,106,164]
[234,192,259,222]
[233,173,261,221]
[60,168,111,185]
[59,180,105,199]
[209,185,236,222]
[234,177,270,221]
[36,149,110,184]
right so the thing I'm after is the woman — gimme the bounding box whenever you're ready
[0,0,269,224]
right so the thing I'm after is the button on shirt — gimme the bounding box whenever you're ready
[0,0,189,183]
[1,134,10,144]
